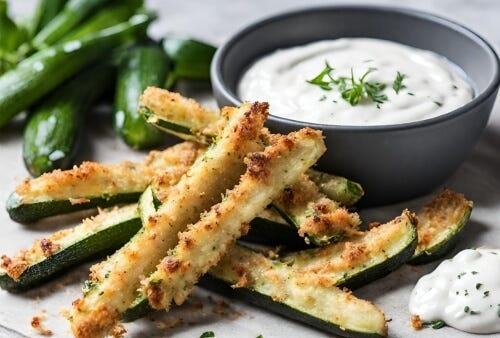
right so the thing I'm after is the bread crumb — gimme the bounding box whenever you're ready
[411,315,422,330]
[30,311,52,336]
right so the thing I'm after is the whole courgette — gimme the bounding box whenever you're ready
[114,45,170,148]
[162,37,216,88]
[23,63,115,176]
[60,0,143,42]
[30,0,67,36]
[31,0,113,49]
[0,13,153,129]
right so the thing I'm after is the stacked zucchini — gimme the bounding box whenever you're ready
[0,0,216,176]
[1,87,473,337]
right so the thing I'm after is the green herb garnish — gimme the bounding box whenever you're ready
[484,291,490,297]
[464,306,470,313]
[476,283,483,290]
[430,320,445,329]
[200,331,215,338]
[306,63,388,108]
[392,71,406,93]
[434,101,443,107]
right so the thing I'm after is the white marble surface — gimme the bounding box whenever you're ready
[1,1,499,337]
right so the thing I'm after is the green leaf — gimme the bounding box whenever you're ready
[199,331,215,338]
[306,61,335,90]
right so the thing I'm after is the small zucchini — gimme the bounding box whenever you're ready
[114,45,170,149]
[0,205,141,291]
[162,37,216,88]
[31,0,114,49]
[0,13,153,128]
[23,62,115,176]
[30,0,67,36]
[60,0,142,42]
[409,189,473,264]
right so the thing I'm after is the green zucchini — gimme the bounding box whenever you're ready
[114,45,170,149]
[139,87,220,144]
[0,0,28,74]
[0,13,153,128]
[31,0,113,49]
[60,0,143,42]
[307,169,364,206]
[124,210,416,327]
[203,247,388,338]
[279,210,418,290]
[23,62,115,177]
[30,0,67,36]
[7,141,202,223]
[162,37,216,89]
[409,189,473,264]
[0,204,141,292]
[271,176,362,246]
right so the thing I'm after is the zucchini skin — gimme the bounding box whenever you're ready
[23,63,115,176]
[0,13,152,128]
[199,275,385,338]
[162,37,216,88]
[6,191,141,223]
[114,45,170,149]
[60,0,143,42]
[30,0,67,36]
[0,216,141,292]
[409,189,473,265]
[32,0,113,48]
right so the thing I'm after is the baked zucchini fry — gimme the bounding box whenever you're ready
[280,210,417,289]
[7,141,203,222]
[139,86,220,144]
[206,244,388,338]
[0,205,140,291]
[307,169,364,207]
[409,189,473,264]
[69,102,268,338]
[272,175,362,246]
[142,128,326,310]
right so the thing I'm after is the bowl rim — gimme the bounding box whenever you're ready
[211,4,500,132]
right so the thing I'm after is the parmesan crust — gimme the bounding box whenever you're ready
[142,128,325,310]
[69,102,269,338]
[15,141,203,204]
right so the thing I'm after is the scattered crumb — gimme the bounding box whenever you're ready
[368,221,382,229]
[30,311,52,336]
[411,315,422,330]
[59,308,70,319]
[68,197,90,205]
[111,324,127,338]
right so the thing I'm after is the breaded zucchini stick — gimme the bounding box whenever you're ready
[7,142,204,222]
[69,102,268,338]
[142,127,326,309]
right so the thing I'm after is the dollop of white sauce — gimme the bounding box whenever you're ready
[409,248,500,334]
[238,38,473,126]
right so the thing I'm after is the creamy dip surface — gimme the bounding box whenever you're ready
[409,248,500,334]
[238,38,473,126]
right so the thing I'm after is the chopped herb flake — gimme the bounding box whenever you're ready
[464,306,470,313]
[319,95,327,101]
[434,101,443,107]
[392,71,407,94]
[407,92,415,96]
[430,320,445,329]
[200,332,215,338]
[471,271,478,275]
[484,291,490,297]
[458,272,466,279]
[476,283,483,290]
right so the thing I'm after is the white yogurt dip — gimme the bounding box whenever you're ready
[238,38,473,126]
[409,248,500,334]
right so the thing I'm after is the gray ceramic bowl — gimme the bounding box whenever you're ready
[211,6,500,205]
